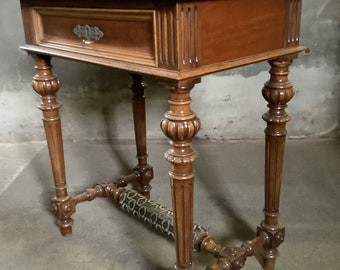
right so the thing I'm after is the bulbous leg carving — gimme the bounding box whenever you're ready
[31,54,74,236]
[258,57,295,270]
[160,77,201,270]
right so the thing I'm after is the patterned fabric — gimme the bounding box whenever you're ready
[119,190,207,243]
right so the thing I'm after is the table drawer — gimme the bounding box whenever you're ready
[30,7,157,66]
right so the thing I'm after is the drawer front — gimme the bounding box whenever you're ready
[31,7,157,66]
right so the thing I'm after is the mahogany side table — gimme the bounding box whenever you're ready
[19,0,305,269]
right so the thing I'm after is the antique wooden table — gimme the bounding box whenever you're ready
[20,0,305,269]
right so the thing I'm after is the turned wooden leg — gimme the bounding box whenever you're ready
[257,58,295,270]
[160,78,201,270]
[129,74,154,198]
[32,54,75,236]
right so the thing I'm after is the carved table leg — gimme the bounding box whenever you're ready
[31,54,75,236]
[257,58,295,270]
[161,78,201,270]
[129,74,153,198]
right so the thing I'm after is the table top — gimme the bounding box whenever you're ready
[20,0,305,79]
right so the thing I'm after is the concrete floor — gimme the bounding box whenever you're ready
[0,139,339,270]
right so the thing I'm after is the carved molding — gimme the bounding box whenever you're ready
[262,58,295,133]
[156,4,200,70]
[32,55,61,98]
[161,118,201,142]
[157,8,177,68]
[285,0,302,47]
[160,79,201,164]
[178,3,199,69]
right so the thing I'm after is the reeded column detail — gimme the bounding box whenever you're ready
[32,54,74,236]
[258,58,295,270]
[160,77,201,270]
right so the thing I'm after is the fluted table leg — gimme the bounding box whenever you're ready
[161,78,201,270]
[257,57,295,270]
[32,54,75,236]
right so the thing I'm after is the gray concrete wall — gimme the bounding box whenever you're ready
[1,0,339,143]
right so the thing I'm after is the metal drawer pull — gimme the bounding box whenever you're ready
[73,24,104,45]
